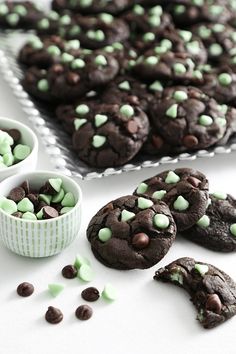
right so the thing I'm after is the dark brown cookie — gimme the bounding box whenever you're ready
[133,168,209,231]
[87,195,176,270]
[149,86,227,151]
[0,1,44,29]
[154,257,236,329]
[72,103,150,168]
[52,0,134,15]
[181,193,236,252]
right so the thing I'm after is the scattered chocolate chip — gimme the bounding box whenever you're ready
[52,64,64,74]
[8,129,21,143]
[42,206,59,219]
[205,294,222,314]
[75,305,93,320]
[81,287,100,302]
[62,265,78,279]
[8,187,25,203]
[183,135,199,148]
[127,95,139,105]
[20,180,30,195]
[45,306,63,324]
[27,193,39,207]
[132,233,150,250]
[66,72,80,85]
[101,203,114,214]
[127,120,138,134]
[17,282,34,297]
[187,176,201,188]
[12,211,23,218]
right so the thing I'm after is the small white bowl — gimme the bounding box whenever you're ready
[0,117,39,182]
[0,171,82,257]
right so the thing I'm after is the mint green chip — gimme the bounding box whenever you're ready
[87,29,105,41]
[194,263,209,276]
[230,224,236,237]
[60,14,71,25]
[80,0,93,7]
[196,215,210,228]
[36,208,44,220]
[0,142,11,155]
[98,227,112,242]
[199,115,213,126]
[179,30,192,42]
[37,18,49,29]
[211,191,227,200]
[69,25,81,36]
[92,135,106,148]
[149,81,163,92]
[17,198,34,213]
[71,58,85,69]
[74,118,87,130]
[0,130,14,145]
[99,13,113,23]
[29,36,43,50]
[136,183,148,195]
[186,41,200,55]
[61,192,75,207]
[173,90,188,102]
[121,209,135,222]
[61,53,74,63]
[37,79,49,92]
[138,197,153,209]
[154,214,169,229]
[198,25,211,39]
[14,5,27,16]
[143,32,155,42]
[95,55,107,66]
[39,194,52,205]
[47,45,61,56]
[51,188,65,203]
[0,4,8,15]
[0,199,17,214]
[48,283,65,297]
[22,212,37,220]
[60,207,73,215]
[133,4,144,15]
[76,104,89,116]
[209,43,223,56]
[74,254,90,269]
[102,283,117,301]
[218,73,232,86]
[120,104,134,118]
[148,15,161,27]
[65,39,80,50]
[166,104,178,118]
[49,178,62,193]
[174,4,185,14]
[173,63,187,74]
[13,144,31,161]
[6,13,20,26]
[3,152,14,167]
[95,114,108,128]
[152,190,167,200]
[145,56,158,65]
[78,264,94,282]
[118,81,131,91]
[165,171,180,184]
[173,196,189,211]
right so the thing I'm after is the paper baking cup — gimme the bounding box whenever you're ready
[0,171,82,257]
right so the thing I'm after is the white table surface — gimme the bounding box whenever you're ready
[1,2,236,353]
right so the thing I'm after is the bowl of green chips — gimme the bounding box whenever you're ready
[0,117,38,182]
[0,170,82,257]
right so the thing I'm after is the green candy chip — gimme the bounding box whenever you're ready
[138,197,153,209]
[0,198,17,214]
[78,264,94,282]
[48,283,65,297]
[196,215,210,228]
[51,188,65,203]
[230,224,236,237]
[166,104,178,119]
[121,209,135,222]
[98,227,112,242]
[136,183,148,195]
[152,190,167,200]
[49,178,62,193]
[17,198,34,213]
[102,283,117,301]
[95,114,108,127]
[76,104,89,116]
[92,135,106,148]
[165,171,180,184]
[120,105,134,118]
[74,254,90,269]
[39,194,52,205]
[173,196,189,211]
[22,212,37,220]
[194,263,209,276]
[74,118,87,130]
[154,214,169,229]
[61,192,75,207]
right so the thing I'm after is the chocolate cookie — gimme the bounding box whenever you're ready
[72,103,150,167]
[19,35,81,69]
[192,23,236,63]
[149,86,227,151]
[132,50,203,84]
[124,4,173,36]
[182,193,236,252]
[23,51,119,103]
[101,75,153,112]
[133,168,209,231]
[154,257,236,329]
[201,70,236,105]
[87,195,176,270]
[0,1,44,29]
[168,1,232,26]
[61,14,130,50]
[52,0,134,15]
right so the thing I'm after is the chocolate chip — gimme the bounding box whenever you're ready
[127,95,139,105]
[187,176,201,188]
[42,206,59,219]
[132,233,150,250]
[75,305,93,320]
[81,287,100,302]
[62,265,78,279]
[8,187,26,203]
[66,72,80,85]
[152,135,164,149]
[20,180,30,195]
[101,202,114,214]
[17,282,34,297]
[43,181,58,195]
[12,211,23,218]
[45,306,63,324]
[205,294,222,314]
[52,64,64,74]
[183,135,199,148]
[27,193,39,207]
[127,120,138,134]
[8,129,21,143]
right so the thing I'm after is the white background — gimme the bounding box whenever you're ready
[1,1,236,353]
